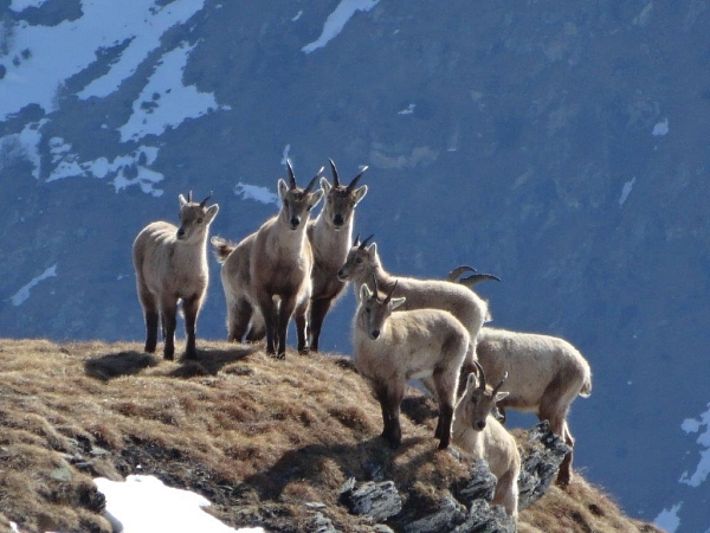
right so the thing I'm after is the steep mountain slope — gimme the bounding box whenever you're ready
[0,1,708,530]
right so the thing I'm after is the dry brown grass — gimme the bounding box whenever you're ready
[0,339,658,533]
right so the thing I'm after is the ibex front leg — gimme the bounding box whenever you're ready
[258,294,277,356]
[276,293,297,358]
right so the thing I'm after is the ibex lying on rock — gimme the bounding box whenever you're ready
[214,161,324,357]
[133,192,219,360]
[339,237,490,396]
[475,327,592,485]
[453,363,520,519]
[353,280,469,450]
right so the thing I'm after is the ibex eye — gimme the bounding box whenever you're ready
[197,218,203,224]
[356,258,362,264]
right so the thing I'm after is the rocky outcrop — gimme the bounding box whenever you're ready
[338,478,403,522]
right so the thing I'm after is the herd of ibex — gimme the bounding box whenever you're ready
[132,159,592,521]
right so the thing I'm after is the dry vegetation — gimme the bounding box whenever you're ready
[0,339,659,533]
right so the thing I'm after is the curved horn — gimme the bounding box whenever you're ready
[473,361,487,390]
[353,233,360,247]
[358,233,375,250]
[329,158,340,187]
[286,159,296,189]
[492,371,509,395]
[459,273,502,287]
[187,190,193,203]
[199,191,213,208]
[447,265,478,282]
[383,280,398,304]
[347,165,369,191]
[304,166,325,193]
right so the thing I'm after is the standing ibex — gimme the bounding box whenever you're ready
[475,327,592,485]
[133,192,219,360]
[453,363,520,519]
[214,161,324,358]
[339,237,490,396]
[353,280,469,449]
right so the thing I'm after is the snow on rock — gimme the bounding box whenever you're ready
[618,177,636,206]
[292,10,303,22]
[0,0,206,120]
[10,264,57,306]
[9,0,49,11]
[397,103,416,115]
[652,118,669,136]
[94,475,264,533]
[302,0,379,54]
[0,120,47,179]
[234,182,279,206]
[119,41,222,142]
[679,402,710,488]
[654,502,682,533]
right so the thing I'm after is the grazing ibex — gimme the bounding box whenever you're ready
[453,363,520,519]
[475,327,592,485]
[339,237,490,396]
[353,280,469,450]
[215,161,324,358]
[132,192,219,360]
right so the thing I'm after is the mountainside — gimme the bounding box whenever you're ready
[0,1,708,530]
[0,339,661,532]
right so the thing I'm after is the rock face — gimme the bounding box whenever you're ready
[339,478,403,522]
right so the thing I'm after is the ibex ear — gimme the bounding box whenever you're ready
[389,296,406,310]
[178,194,188,207]
[466,372,478,391]
[353,185,368,204]
[360,284,372,303]
[366,242,377,258]
[205,204,219,223]
[309,188,324,208]
[494,391,509,403]
[319,177,332,194]
[277,179,289,200]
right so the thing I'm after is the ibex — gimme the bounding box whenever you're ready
[132,192,219,360]
[353,280,469,450]
[453,363,520,519]
[214,161,324,358]
[339,237,490,396]
[475,327,592,485]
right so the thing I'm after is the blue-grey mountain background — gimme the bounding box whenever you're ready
[1,1,708,531]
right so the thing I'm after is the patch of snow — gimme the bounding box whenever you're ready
[234,182,279,206]
[652,118,669,136]
[119,41,221,142]
[9,0,49,11]
[0,0,206,120]
[0,120,47,179]
[397,103,416,115]
[302,0,379,54]
[95,475,264,533]
[9,521,19,533]
[10,264,57,306]
[47,145,164,197]
[654,502,682,533]
[679,402,710,487]
[280,144,291,165]
[292,10,303,21]
[618,177,636,206]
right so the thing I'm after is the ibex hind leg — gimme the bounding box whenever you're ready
[182,294,202,360]
[294,298,311,355]
[160,296,178,361]
[308,297,332,352]
[228,297,252,342]
[138,283,159,353]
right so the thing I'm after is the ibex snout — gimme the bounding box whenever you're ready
[337,268,347,281]
[290,216,301,229]
[177,227,186,239]
[333,214,344,227]
[370,329,380,340]
[476,420,486,430]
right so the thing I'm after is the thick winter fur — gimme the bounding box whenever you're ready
[476,327,592,485]
[132,193,219,360]
[453,370,521,519]
[352,284,469,450]
[339,240,490,396]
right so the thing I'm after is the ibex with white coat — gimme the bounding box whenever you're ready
[453,363,520,519]
[339,237,490,396]
[132,192,219,360]
[353,280,469,450]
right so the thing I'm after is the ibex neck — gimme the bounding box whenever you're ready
[312,214,353,263]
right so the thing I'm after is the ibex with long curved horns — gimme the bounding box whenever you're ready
[133,192,219,360]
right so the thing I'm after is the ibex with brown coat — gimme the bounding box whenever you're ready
[133,192,219,360]
[353,280,469,450]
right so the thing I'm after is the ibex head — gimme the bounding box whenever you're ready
[319,159,368,230]
[177,191,219,241]
[337,233,377,281]
[459,362,509,431]
[277,160,325,230]
[357,281,405,340]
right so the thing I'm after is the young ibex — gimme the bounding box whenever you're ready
[475,327,592,485]
[353,280,469,450]
[339,237,490,396]
[216,161,324,358]
[453,363,520,519]
[132,192,219,360]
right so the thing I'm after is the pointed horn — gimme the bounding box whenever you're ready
[329,158,340,187]
[347,165,369,191]
[304,166,325,193]
[199,191,213,208]
[492,371,509,395]
[459,273,502,287]
[353,233,360,247]
[383,280,398,304]
[473,361,487,390]
[370,273,379,297]
[286,159,296,189]
[447,265,478,282]
[359,233,375,250]
[187,190,193,203]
